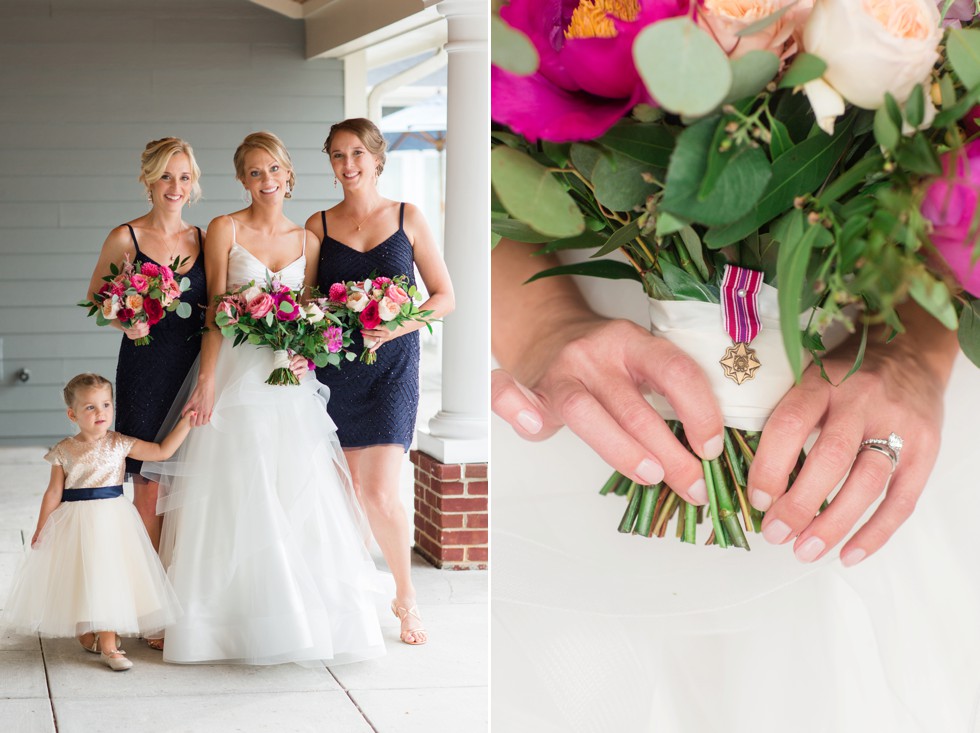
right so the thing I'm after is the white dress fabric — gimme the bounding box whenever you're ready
[143,235,391,666]
[1,433,181,638]
[491,263,980,732]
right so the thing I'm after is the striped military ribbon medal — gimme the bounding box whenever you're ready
[719,265,763,385]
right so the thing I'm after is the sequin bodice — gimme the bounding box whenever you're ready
[44,432,136,489]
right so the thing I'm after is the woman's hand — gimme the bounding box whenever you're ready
[361,325,400,352]
[289,353,309,380]
[492,317,725,506]
[121,321,150,341]
[750,306,958,566]
[183,378,215,427]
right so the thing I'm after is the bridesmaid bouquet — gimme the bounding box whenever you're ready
[79,255,192,346]
[492,0,980,548]
[214,274,354,385]
[320,274,434,365]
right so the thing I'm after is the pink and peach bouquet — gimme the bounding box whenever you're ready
[492,0,980,547]
[79,255,192,346]
[320,274,434,365]
[214,275,354,385]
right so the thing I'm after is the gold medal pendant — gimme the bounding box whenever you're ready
[720,342,761,385]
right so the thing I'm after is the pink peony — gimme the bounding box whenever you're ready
[130,274,149,293]
[273,292,300,321]
[144,298,164,326]
[325,325,344,353]
[160,265,174,281]
[385,284,410,305]
[216,300,239,325]
[140,262,160,278]
[246,292,275,319]
[359,299,381,330]
[921,140,980,296]
[328,283,348,303]
[492,0,690,142]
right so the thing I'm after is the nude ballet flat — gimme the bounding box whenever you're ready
[96,634,132,671]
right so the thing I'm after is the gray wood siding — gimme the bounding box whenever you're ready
[0,0,344,445]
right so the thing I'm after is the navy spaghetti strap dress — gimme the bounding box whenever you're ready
[315,203,420,451]
[115,224,207,475]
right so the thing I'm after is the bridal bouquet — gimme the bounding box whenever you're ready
[320,274,434,365]
[492,0,980,548]
[214,274,354,385]
[79,256,192,346]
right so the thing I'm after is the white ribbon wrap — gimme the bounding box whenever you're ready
[272,349,291,371]
[645,284,845,431]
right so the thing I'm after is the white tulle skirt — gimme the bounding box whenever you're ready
[142,341,391,666]
[492,354,980,733]
[0,496,181,637]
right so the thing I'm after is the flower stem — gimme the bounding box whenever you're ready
[634,484,661,537]
[709,458,750,550]
[683,501,697,544]
[617,481,641,533]
[702,459,728,549]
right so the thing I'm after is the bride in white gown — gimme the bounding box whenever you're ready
[491,241,980,732]
[143,132,390,666]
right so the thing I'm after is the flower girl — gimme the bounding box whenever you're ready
[0,373,194,671]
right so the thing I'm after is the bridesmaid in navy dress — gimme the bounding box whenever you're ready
[308,118,454,645]
[85,138,207,562]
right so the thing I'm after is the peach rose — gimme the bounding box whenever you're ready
[385,284,410,305]
[378,296,401,322]
[125,294,144,312]
[101,297,120,320]
[347,291,370,313]
[698,0,813,61]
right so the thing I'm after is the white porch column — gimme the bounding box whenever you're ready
[416,0,488,464]
[343,49,368,119]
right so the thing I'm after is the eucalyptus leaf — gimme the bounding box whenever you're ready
[634,18,732,117]
[958,298,980,367]
[525,259,642,284]
[490,214,555,243]
[248,333,264,345]
[176,301,192,319]
[725,51,780,103]
[537,229,607,253]
[591,219,641,258]
[873,104,899,151]
[491,15,539,76]
[659,260,719,303]
[491,146,585,238]
[655,211,687,236]
[569,143,602,180]
[896,132,942,176]
[592,152,659,211]
[541,141,571,167]
[778,53,827,89]
[909,274,958,329]
[948,27,980,92]
[661,117,772,227]
[179,276,191,292]
[905,84,925,128]
[736,0,801,37]
[599,123,676,168]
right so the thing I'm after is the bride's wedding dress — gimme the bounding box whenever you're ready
[491,273,980,732]
[144,237,390,666]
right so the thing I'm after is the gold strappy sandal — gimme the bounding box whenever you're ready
[390,599,428,646]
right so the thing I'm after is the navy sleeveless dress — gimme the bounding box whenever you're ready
[316,203,420,451]
[115,224,207,475]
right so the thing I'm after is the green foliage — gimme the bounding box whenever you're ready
[491,146,585,238]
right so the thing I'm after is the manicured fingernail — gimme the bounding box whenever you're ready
[795,536,825,563]
[762,519,792,544]
[517,410,542,434]
[687,479,708,505]
[840,548,866,568]
[636,458,665,485]
[749,489,772,512]
[703,434,724,460]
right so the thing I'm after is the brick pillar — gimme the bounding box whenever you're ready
[410,449,488,570]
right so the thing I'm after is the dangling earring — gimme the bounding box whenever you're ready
[333,178,338,189]
[285,182,292,199]
[146,190,153,206]
[242,189,252,205]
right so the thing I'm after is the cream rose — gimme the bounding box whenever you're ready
[699,0,813,61]
[347,291,370,313]
[378,296,400,322]
[802,0,942,134]
[303,302,326,323]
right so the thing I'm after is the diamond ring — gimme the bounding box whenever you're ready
[858,432,904,472]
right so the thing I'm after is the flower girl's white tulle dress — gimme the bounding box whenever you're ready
[491,270,980,733]
[1,432,181,637]
[143,239,391,666]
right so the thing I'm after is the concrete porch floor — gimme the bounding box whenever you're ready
[0,447,488,733]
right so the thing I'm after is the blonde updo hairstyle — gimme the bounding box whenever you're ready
[233,131,296,198]
[140,137,202,204]
[63,373,113,408]
[322,118,387,178]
